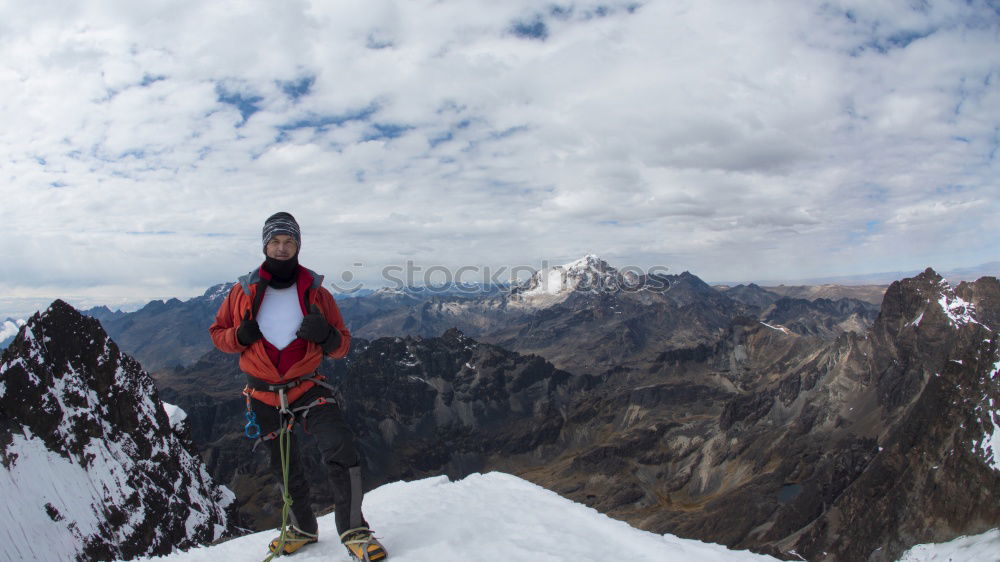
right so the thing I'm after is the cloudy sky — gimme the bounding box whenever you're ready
[1,0,998,318]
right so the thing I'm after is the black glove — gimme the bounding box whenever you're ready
[297,304,342,352]
[236,310,263,346]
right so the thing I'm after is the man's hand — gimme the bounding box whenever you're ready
[297,304,342,352]
[236,310,263,346]
[297,304,332,343]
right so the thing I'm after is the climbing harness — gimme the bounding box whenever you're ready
[242,374,340,446]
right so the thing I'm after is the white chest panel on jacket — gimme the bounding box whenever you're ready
[257,286,303,350]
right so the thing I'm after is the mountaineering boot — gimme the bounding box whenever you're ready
[340,527,388,561]
[268,525,318,555]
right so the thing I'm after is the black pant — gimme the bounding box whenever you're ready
[251,384,368,537]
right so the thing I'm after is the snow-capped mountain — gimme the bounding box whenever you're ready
[511,254,645,308]
[0,317,25,349]
[0,300,237,561]
[133,472,781,562]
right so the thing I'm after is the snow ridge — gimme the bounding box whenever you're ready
[134,472,780,562]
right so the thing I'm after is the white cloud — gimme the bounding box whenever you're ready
[1,0,998,315]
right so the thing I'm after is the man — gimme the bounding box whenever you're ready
[209,212,387,560]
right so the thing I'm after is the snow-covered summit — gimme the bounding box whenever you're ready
[135,472,780,562]
[513,254,640,308]
[528,254,618,293]
[201,282,233,302]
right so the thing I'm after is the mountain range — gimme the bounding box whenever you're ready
[80,255,881,377]
[1,255,997,560]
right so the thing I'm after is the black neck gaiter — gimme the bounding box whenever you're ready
[263,255,299,289]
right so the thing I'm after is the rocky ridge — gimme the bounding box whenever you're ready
[0,300,237,561]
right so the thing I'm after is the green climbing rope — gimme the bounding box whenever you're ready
[263,421,294,561]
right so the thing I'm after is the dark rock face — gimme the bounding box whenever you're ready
[555,269,998,561]
[0,300,237,561]
[761,296,879,339]
[338,328,593,481]
[786,270,1000,560]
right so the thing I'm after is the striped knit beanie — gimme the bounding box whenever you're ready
[262,212,301,250]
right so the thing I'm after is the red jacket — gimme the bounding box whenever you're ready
[209,265,350,405]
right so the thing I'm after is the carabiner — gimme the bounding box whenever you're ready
[244,410,261,439]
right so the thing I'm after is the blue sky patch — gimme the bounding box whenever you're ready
[363,123,413,141]
[429,131,454,147]
[549,5,573,20]
[279,104,379,133]
[140,74,166,87]
[851,28,936,56]
[490,125,528,140]
[216,84,263,122]
[510,16,548,40]
[279,76,315,101]
[119,149,146,159]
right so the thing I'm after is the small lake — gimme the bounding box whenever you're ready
[777,483,802,504]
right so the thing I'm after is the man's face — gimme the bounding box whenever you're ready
[265,234,298,260]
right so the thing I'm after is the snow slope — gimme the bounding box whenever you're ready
[898,529,1000,561]
[137,472,780,562]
